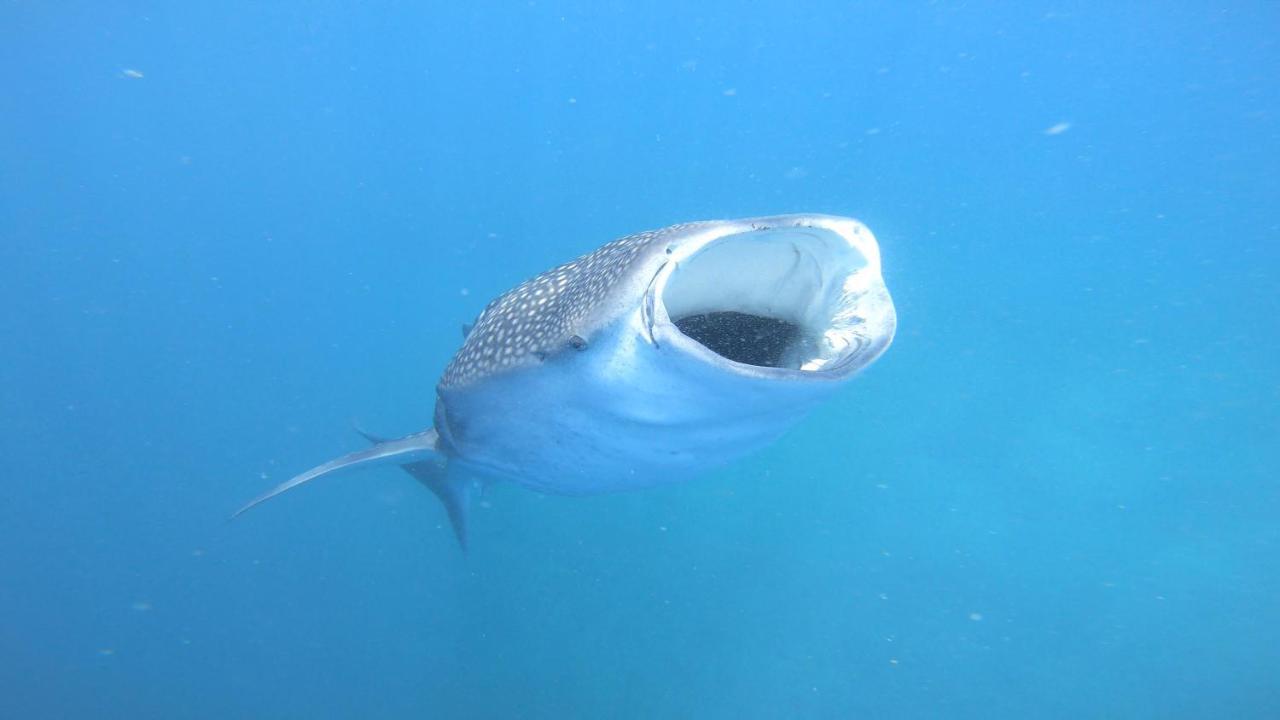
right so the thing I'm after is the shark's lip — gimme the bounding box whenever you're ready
[644,214,896,381]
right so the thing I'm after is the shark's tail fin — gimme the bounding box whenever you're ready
[353,426,475,551]
[399,458,475,551]
[233,428,473,550]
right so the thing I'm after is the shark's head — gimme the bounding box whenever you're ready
[644,215,896,384]
[432,213,896,493]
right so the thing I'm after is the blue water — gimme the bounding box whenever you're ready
[3,3,1277,718]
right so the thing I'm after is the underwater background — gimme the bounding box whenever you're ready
[2,2,1277,718]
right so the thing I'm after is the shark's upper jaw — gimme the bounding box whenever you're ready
[648,216,896,380]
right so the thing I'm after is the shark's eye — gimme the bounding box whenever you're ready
[661,225,877,372]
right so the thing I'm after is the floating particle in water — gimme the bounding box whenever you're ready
[121,68,144,79]
[1044,121,1072,135]
[131,601,152,612]
[969,612,984,621]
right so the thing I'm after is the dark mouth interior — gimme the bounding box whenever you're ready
[673,311,806,368]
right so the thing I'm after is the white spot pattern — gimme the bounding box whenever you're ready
[439,223,704,388]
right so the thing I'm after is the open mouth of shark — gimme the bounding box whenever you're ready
[654,221,895,375]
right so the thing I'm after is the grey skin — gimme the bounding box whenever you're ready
[236,214,897,549]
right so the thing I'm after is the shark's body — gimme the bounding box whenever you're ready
[238,214,896,548]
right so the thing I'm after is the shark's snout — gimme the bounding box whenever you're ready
[651,216,896,379]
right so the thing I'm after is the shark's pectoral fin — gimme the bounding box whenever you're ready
[233,429,441,518]
[352,423,388,445]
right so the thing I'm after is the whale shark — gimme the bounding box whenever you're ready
[236,214,896,548]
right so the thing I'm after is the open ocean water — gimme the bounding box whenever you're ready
[2,2,1277,718]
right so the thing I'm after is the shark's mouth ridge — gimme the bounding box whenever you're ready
[654,218,895,376]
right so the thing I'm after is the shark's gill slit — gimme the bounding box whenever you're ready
[662,227,869,371]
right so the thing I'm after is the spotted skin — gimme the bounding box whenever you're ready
[440,223,705,389]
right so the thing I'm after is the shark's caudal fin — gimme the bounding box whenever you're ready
[402,460,474,550]
[234,428,472,550]
[354,426,474,551]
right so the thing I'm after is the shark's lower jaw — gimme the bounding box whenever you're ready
[655,218,896,377]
